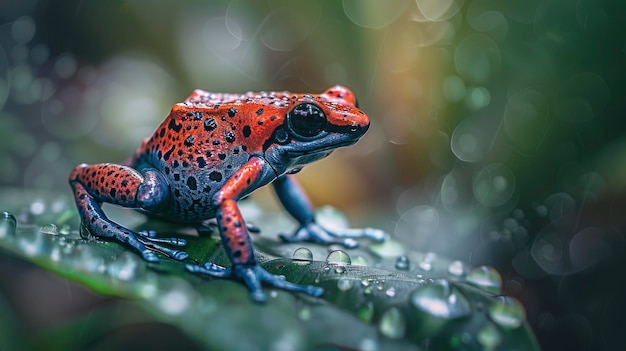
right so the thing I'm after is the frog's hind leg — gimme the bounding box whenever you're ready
[69,163,188,262]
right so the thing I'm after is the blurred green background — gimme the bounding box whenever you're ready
[1,0,626,350]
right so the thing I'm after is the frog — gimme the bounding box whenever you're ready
[69,85,385,302]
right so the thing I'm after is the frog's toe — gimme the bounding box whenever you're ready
[186,262,231,278]
[362,227,387,241]
[172,250,189,260]
[306,286,325,297]
[141,250,160,263]
[280,223,359,248]
[138,230,158,238]
[250,289,267,303]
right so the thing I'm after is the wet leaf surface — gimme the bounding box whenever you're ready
[0,188,538,350]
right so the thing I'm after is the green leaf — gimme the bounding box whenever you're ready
[0,188,539,350]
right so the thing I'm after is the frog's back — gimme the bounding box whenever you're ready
[133,90,288,222]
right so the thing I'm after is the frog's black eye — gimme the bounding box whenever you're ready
[287,103,326,138]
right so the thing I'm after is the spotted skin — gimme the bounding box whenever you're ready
[69,85,385,302]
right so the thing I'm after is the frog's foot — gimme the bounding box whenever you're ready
[186,262,323,302]
[136,230,189,261]
[279,222,386,248]
[196,220,260,236]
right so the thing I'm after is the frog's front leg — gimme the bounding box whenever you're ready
[185,157,323,302]
[69,163,188,262]
[273,175,386,248]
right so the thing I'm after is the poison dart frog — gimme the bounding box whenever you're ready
[69,85,384,302]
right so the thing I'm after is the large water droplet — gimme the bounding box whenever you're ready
[292,247,313,263]
[418,252,437,271]
[39,223,58,235]
[395,255,410,270]
[326,250,351,266]
[0,212,17,239]
[477,322,502,349]
[410,280,471,319]
[466,266,502,294]
[448,260,465,276]
[488,296,526,329]
[378,307,406,339]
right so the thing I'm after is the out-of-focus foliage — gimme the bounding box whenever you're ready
[1,0,626,350]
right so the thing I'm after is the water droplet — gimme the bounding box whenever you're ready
[488,296,526,329]
[326,250,351,266]
[418,252,437,271]
[395,255,410,270]
[334,266,346,274]
[59,225,71,235]
[466,266,502,294]
[292,247,313,262]
[357,301,375,323]
[447,260,465,276]
[39,223,58,235]
[0,212,17,239]
[108,252,143,281]
[270,290,278,298]
[385,287,396,297]
[410,279,472,319]
[378,307,406,339]
[361,278,371,287]
[477,322,502,349]
[337,278,355,291]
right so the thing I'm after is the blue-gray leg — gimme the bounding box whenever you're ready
[70,164,188,262]
[272,175,386,247]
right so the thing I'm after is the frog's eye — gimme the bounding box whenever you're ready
[287,103,327,138]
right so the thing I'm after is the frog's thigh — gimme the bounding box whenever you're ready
[69,163,169,211]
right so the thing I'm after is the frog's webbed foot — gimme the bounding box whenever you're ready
[186,263,323,303]
[279,222,386,248]
[136,230,189,261]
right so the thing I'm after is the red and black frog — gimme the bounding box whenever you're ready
[69,85,384,302]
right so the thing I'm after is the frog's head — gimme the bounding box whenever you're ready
[263,85,369,175]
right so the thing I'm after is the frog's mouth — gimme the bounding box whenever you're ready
[285,136,359,157]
